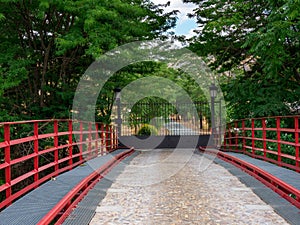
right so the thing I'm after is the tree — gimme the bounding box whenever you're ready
[95,61,208,123]
[0,0,177,121]
[185,0,300,119]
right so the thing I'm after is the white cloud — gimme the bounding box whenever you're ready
[186,27,197,39]
[151,0,198,36]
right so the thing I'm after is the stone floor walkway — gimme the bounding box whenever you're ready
[89,149,290,225]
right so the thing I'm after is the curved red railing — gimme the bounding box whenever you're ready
[0,119,118,210]
[199,145,300,209]
[217,151,300,209]
[222,115,300,172]
[206,115,300,208]
[38,148,135,225]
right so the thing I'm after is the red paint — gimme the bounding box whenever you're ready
[37,148,134,225]
[199,147,300,209]
[223,116,300,171]
[0,119,118,211]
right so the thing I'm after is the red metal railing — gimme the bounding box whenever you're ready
[217,151,300,209]
[0,119,118,210]
[39,148,134,225]
[222,115,300,172]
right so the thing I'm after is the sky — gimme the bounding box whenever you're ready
[151,0,198,38]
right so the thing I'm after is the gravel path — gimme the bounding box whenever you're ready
[89,149,290,225]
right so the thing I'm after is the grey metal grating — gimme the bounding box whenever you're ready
[63,151,139,225]
[0,149,132,225]
[225,152,300,189]
[272,205,300,225]
[214,151,300,225]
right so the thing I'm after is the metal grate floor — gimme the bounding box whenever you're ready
[0,149,134,225]
[225,152,300,189]
[63,151,139,225]
[212,153,300,225]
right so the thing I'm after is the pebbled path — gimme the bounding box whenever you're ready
[89,149,290,225]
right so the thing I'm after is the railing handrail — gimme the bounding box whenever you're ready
[0,119,118,210]
[0,118,109,126]
[227,114,299,124]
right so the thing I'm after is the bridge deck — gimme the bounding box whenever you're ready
[71,149,299,225]
[0,149,137,225]
[1,149,299,224]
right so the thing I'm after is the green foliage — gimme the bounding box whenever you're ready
[186,0,300,120]
[137,124,158,136]
[221,73,298,119]
[95,61,209,124]
[186,0,268,71]
[0,0,178,122]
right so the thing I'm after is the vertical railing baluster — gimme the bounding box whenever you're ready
[79,122,83,161]
[295,116,299,172]
[219,100,222,145]
[110,126,113,151]
[106,125,110,153]
[251,119,255,156]
[68,120,73,168]
[164,102,167,135]
[100,124,104,155]
[88,122,92,159]
[276,117,282,166]
[33,122,39,187]
[235,121,238,151]
[54,120,59,174]
[4,124,11,202]
[95,123,99,156]
[262,119,267,161]
[242,120,246,154]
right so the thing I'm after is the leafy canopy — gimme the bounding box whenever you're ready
[0,0,178,121]
[185,0,300,119]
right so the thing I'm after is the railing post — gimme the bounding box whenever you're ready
[54,120,59,174]
[251,119,255,156]
[106,125,110,153]
[4,124,11,202]
[68,120,73,168]
[219,100,222,146]
[79,122,83,161]
[276,117,282,166]
[262,119,267,161]
[88,122,92,159]
[95,123,99,156]
[100,124,104,155]
[242,120,246,154]
[33,122,39,186]
[295,116,299,172]
[110,126,113,151]
[235,121,238,151]
[228,123,232,151]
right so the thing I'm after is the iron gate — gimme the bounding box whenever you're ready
[113,99,223,136]
[112,98,223,148]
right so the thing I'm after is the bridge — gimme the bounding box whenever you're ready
[0,116,299,224]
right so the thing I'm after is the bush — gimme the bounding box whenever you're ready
[137,124,158,136]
